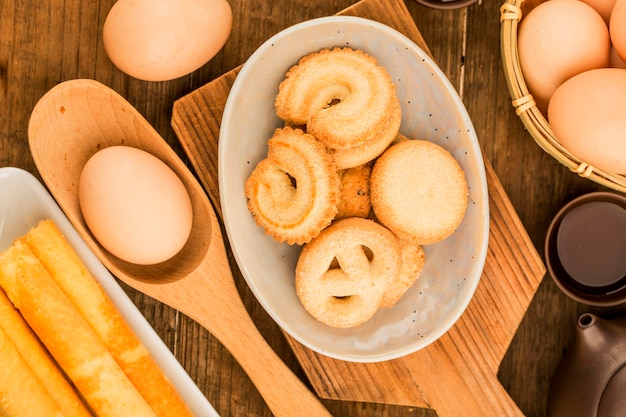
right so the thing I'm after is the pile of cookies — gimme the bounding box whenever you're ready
[245,47,469,328]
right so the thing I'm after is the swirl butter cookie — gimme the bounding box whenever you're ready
[245,127,341,245]
[275,47,400,151]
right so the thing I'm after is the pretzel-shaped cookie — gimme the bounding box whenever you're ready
[380,241,425,308]
[295,217,402,328]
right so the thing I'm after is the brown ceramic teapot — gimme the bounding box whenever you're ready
[547,313,626,417]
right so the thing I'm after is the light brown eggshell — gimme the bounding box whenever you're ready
[518,0,610,112]
[548,68,626,174]
[78,146,194,265]
[581,0,617,23]
[103,0,232,81]
[611,47,626,69]
[610,0,626,63]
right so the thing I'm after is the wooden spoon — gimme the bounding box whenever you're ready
[28,78,332,417]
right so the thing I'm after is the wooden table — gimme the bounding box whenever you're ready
[2,1,625,416]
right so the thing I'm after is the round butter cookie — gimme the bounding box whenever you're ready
[370,140,468,245]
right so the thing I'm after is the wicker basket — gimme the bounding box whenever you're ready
[499,0,626,193]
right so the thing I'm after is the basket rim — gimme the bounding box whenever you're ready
[499,0,626,193]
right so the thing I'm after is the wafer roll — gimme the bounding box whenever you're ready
[0,326,65,417]
[23,220,193,417]
[0,289,93,416]
[0,241,156,417]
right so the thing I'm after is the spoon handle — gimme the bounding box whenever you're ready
[207,306,331,416]
[184,267,332,416]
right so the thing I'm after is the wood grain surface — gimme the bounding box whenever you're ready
[3,0,626,416]
[171,0,544,415]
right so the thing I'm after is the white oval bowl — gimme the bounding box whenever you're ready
[218,16,489,362]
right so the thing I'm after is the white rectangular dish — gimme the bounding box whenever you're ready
[0,166,219,417]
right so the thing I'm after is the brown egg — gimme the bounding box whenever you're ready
[78,146,193,265]
[103,0,232,81]
[518,0,610,112]
[611,47,626,68]
[581,0,617,23]
[548,68,626,174]
[610,0,626,63]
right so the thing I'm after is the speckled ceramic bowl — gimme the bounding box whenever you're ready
[218,16,489,362]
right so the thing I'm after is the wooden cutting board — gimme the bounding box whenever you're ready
[171,0,546,415]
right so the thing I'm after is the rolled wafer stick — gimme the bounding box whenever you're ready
[0,240,156,417]
[0,289,93,417]
[0,326,65,417]
[23,220,193,417]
